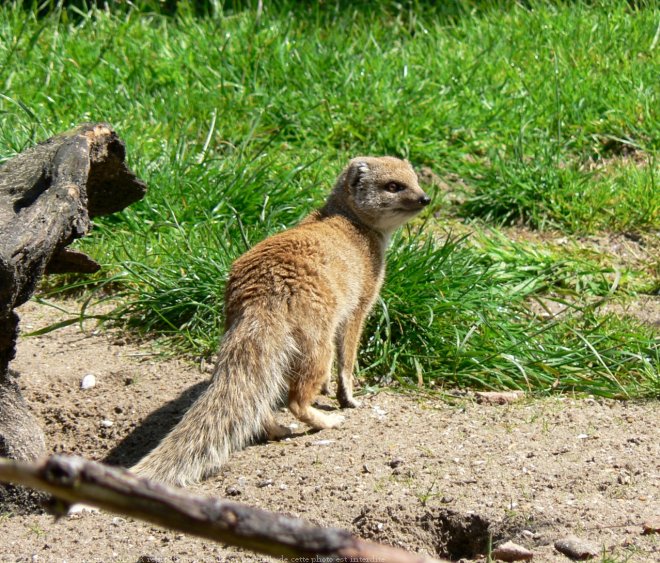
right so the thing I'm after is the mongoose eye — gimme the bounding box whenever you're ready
[384,181,405,193]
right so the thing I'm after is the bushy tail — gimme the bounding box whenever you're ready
[131,314,292,487]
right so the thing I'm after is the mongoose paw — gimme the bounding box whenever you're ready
[338,396,361,409]
[266,423,294,440]
[325,413,346,428]
[264,414,295,440]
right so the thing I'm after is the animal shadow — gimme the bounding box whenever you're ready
[103,380,209,468]
[105,383,341,468]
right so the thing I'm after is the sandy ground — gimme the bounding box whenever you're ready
[1,299,658,562]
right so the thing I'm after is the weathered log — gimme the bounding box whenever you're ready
[0,124,146,510]
[0,122,146,376]
[0,377,48,512]
[0,455,444,562]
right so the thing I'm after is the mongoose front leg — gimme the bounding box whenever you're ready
[335,313,367,409]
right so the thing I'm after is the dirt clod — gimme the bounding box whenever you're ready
[388,457,404,468]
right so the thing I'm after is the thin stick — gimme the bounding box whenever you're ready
[0,454,443,563]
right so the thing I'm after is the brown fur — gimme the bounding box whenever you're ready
[131,156,430,486]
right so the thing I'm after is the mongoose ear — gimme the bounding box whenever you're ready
[346,160,370,188]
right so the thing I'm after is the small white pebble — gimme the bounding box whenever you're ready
[80,374,96,389]
[100,419,113,428]
[68,503,99,515]
[312,439,334,446]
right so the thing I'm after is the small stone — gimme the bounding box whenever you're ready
[100,419,113,428]
[257,479,273,488]
[111,517,126,526]
[67,503,99,515]
[492,540,534,561]
[617,472,631,485]
[312,439,334,446]
[554,536,599,560]
[225,485,241,497]
[137,556,162,563]
[475,391,524,405]
[388,458,404,469]
[642,519,660,535]
[80,374,96,389]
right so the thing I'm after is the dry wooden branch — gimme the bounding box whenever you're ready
[0,454,444,562]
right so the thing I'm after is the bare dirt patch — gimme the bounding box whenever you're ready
[1,300,658,562]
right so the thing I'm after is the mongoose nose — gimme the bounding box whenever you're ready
[419,195,431,206]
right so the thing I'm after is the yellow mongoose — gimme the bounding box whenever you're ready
[131,156,430,486]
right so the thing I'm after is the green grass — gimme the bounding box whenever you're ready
[463,151,658,231]
[364,228,658,398]
[2,1,658,398]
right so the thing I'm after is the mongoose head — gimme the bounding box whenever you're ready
[334,156,431,236]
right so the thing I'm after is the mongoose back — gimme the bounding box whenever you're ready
[131,156,430,486]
